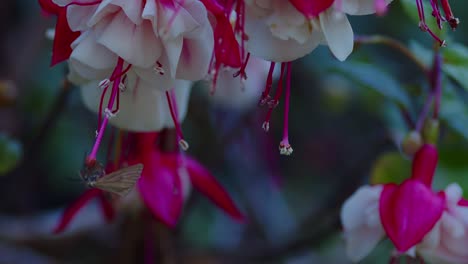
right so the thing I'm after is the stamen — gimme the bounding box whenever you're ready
[98,85,109,128]
[415,0,448,46]
[233,52,250,80]
[104,108,117,119]
[88,57,125,161]
[165,90,189,151]
[440,0,459,30]
[99,79,110,89]
[259,62,276,106]
[153,61,165,75]
[279,62,293,156]
[262,63,286,132]
[267,63,286,108]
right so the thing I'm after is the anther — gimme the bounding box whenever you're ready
[104,108,117,119]
[262,121,270,132]
[99,79,110,89]
[279,142,293,156]
[179,139,189,151]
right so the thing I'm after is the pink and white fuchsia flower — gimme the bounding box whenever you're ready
[244,0,394,62]
[341,144,468,263]
[45,0,213,84]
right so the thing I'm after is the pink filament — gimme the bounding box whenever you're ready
[281,62,292,144]
[165,90,185,143]
[89,57,124,161]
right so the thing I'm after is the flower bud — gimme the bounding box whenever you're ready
[422,119,439,144]
[411,144,438,186]
[401,131,423,156]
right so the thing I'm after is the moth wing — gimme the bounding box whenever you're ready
[94,164,144,196]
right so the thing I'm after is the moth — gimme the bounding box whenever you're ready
[80,159,144,197]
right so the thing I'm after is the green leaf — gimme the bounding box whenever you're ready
[331,62,411,108]
[439,81,468,141]
[409,40,433,66]
[370,152,411,185]
[443,43,468,91]
[0,134,22,175]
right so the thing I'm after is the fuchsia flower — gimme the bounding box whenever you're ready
[340,144,468,263]
[54,132,244,232]
[126,132,244,227]
[244,0,394,62]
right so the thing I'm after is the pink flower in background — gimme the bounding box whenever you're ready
[340,144,457,262]
[126,133,245,227]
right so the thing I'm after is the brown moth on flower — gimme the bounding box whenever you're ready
[80,158,143,197]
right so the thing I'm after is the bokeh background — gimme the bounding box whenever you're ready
[1,0,468,263]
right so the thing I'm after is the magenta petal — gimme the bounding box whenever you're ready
[137,161,183,228]
[38,0,61,15]
[380,180,445,252]
[411,144,438,186]
[53,188,102,234]
[185,157,245,221]
[214,17,242,68]
[458,198,468,207]
[97,195,115,222]
[50,10,80,66]
[288,0,334,18]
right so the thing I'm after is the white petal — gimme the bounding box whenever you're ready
[87,0,144,26]
[345,226,385,262]
[69,30,117,81]
[319,10,354,61]
[340,0,394,15]
[341,185,383,230]
[208,57,273,110]
[80,76,192,131]
[93,11,163,68]
[66,5,98,32]
[445,183,463,204]
[245,8,321,62]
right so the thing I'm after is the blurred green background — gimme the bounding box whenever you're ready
[1,0,468,263]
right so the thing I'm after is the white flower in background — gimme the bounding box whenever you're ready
[80,78,192,132]
[54,0,214,88]
[208,57,277,111]
[244,0,393,62]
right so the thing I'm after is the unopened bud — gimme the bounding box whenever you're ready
[422,119,439,144]
[401,131,423,156]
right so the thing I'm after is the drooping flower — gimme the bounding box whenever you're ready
[125,132,245,227]
[244,0,394,62]
[341,144,454,262]
[45,0,214,85]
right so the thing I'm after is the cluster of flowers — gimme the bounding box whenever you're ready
[38,0,399,157]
